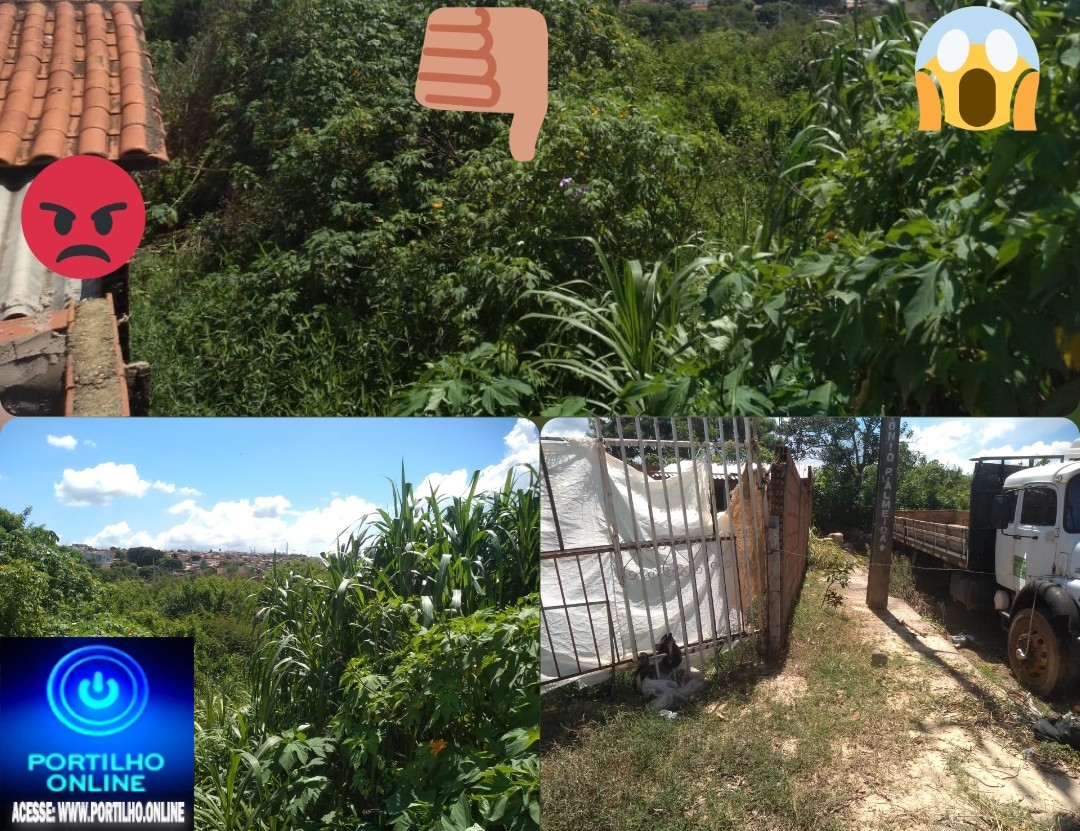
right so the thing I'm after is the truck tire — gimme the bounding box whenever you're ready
[1008,607,1078,697]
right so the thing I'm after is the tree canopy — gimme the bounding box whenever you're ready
[797,420,972,531]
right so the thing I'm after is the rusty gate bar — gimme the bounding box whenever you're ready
[718,417,749,642]
[693,418,728,663]
[540,438,619,682]
[745,418,765,649]
[730,417,752,651]
[745,418,765,653]
[539,448,573,679]
[541,417,778,688]
[671,417,707,673]
[595,416,639,661]
[632,416,673,646]
[612,417,656,656]
[654,417,692,660]
[538,463,564,681]
[738,419,764,652]
[704,417,737,648]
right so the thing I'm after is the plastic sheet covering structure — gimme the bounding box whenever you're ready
[541,417,768,687]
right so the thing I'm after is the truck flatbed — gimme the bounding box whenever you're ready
[894,510,969,569]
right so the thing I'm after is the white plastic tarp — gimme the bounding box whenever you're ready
[541,438,746,684]
[540,438,714,551]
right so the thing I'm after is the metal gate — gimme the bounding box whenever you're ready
[540,417,770,688]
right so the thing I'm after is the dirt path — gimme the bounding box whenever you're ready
[832,565,1080,830]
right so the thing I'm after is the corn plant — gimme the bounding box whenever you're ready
[204,465,540,830]
[528,237,722,413]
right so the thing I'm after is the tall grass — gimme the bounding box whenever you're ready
[194,466,539,831]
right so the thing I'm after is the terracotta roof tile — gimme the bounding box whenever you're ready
[0,0,166,167]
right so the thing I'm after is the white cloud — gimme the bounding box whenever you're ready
[907,420,973,466]
[83,439,97,448]
[969,440,1074,469]
[543,418,590,438]
[979,420,1015,444]
[47,434,78,450]
[89,494,379,555]
[77,420,540,555]
[417,418,539,499]
[252,495,290,518]
[909,420,1075,473]
[55,463,152,506]
[152,480,203,497]
[86,521,133,548]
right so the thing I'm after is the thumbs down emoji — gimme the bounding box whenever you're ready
[415,7,548,162]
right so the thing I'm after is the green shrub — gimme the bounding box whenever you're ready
[334,601,540,831]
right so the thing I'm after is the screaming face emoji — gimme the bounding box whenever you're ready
[915,7,1039,132]
[21,155,146,280]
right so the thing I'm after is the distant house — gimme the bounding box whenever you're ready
[78,548,114,565]
[0,0,167,416]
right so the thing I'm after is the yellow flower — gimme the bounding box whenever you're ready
[429,739,448,756]
[432,200,444,210]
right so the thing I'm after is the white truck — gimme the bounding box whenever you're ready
[893,440,1080,696]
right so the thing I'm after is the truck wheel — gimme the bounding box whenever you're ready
[1008,607,1075,696]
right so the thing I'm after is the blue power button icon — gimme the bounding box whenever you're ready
[47,646,149,736]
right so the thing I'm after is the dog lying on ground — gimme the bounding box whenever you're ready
[655,632,687,684]
[633,633,687,692]
[632,635,706,711]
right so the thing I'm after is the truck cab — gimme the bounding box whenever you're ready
[994,460,1080,599]
[991,445,1080,695]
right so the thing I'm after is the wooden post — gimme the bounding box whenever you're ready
[766,515,781,656]
[867,417,901,609]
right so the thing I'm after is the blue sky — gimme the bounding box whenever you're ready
[0,418,537,555]
[543,417,1078,472]
[901,417,1077,472]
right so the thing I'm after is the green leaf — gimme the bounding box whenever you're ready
[903,262,940,332]
[996,235,1023,271]
[540,397,587,417]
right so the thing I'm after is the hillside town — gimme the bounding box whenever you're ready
[69,543,311,579]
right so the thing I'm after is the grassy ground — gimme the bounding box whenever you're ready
[541,576,915,831]
[540,553,1079,831]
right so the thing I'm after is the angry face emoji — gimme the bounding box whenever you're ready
[20,155,146,280]
[915,7,1039,132]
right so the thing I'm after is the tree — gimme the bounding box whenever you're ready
[159,555,186,573]
[781,417,897,477]
[0,507,98,631]
[787,419,919,531]
[897,458,971,512]
[100,562,139,582]
[126,546,167,567]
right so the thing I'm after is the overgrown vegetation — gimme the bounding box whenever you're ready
[807,534,853,607]
[0,469,540,831]
[131,0,1078,415]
